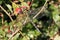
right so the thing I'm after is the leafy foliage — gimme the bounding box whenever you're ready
[0,0,60,40]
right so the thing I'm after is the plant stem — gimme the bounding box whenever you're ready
[1,14,4,25]
[33,0,48,19]
[8,29,20,40]
[0,5,13,22]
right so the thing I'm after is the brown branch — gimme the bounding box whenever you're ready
[30,19,40,32]
[8,27,28,40]
[8,16,28,40]
[8,29,20,40]
[33,0,48,19]
[8,0,48,39]
[25,10,40,32]
[0,5,13,22]
[23,16,28,25]
[19,31,28,40]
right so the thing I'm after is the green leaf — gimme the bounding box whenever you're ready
[6,4,13,13]
[0,0,3,5]
[49,4,56,10]
[16,22,23,29]
[34,30,40,37]
[32,3,38,7]
[11,33,20,40]
[53,10,59,21]
[27,30,40,38]
[21,2,29,7]
[12,2,20,10]
[22,36,30,40]
[26,23,33,29]
[33,19,38,23]
[52,8,60,26]
[27,31,34,38]
[19,0,24,2]
[4,21,8,26]
[0,29,5,37]
[50,4,60,26]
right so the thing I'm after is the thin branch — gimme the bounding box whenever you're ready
[33,0,48,19]
[0,5,13,22]
[8,16,28,40]
[8,26,28,40]
[23,16,28,25]
[7,0,48,39]
[25,11,40,32]
[19,31,28,40]
[30,19,40,32]
[8,29,20,40]
[1,14,4,24]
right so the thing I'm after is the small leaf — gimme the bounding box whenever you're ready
[19,0,24,2]
[12,2,19,9]
[12,2,20,15]
[0,0,3,5]
[33,19,38,23]
[26,23,33,29]
[0,29,5,37]
[22,36,30,40]
[6,4,13,13]
[21,2,29,7]
[52,7,60,26]
[32,3,38,7]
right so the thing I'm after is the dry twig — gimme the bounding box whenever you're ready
[8,29,20,40]
[0,5,13,22]
[27,0,49,32]
[33,0,48,19]
[30,19,40,32]
[25,10,40,32]
[8,0,48,39]
[8,14,28,40]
